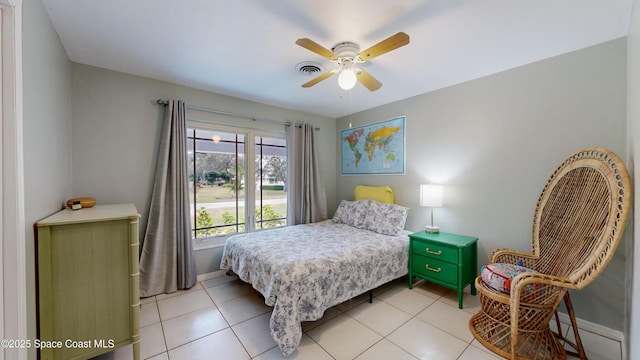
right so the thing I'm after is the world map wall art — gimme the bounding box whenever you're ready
[341,116,406,175]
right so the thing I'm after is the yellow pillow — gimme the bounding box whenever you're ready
[354,185,394,204]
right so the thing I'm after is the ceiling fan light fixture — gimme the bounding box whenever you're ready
[338,68,357,90]
[296,32,409,91]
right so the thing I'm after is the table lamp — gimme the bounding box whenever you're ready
[420,184,443,233]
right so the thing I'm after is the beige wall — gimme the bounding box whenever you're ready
[22,0,637,349]
[22,0,73,357]
[69,63,337,275]
[336,39,628,331]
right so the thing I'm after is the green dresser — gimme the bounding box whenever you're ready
[408,231,478,309]
[36,204,141,360]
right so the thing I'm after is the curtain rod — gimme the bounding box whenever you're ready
[156,99,319,130]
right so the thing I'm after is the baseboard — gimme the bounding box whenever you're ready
[556,311,624,342]
[196,269,227,283]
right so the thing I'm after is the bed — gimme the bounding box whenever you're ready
[219,186,410,356]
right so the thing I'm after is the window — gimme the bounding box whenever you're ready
[255,136,287,229]
[187,126,287,243]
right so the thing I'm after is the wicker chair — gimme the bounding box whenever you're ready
[469,147,631,359]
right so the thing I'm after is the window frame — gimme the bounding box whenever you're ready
[254,134,288,230]
[186,121,287,249]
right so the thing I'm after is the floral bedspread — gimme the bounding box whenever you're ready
[219,220,409,356]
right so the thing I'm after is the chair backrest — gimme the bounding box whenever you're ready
[530,148,631,289]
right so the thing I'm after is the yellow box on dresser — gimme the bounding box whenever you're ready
[36,204,140,360]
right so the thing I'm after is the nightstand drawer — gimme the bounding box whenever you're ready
[411,255,457,285]
[411,239,457,263]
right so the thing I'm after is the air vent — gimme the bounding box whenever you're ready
[296,61,324,76]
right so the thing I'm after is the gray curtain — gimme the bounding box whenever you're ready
[286,123,328,225]
[140,100,197,297]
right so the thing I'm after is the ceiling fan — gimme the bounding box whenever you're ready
[295,32,410,91]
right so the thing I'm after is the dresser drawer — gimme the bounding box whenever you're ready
[411,255,457,285]
[411,239,457,263]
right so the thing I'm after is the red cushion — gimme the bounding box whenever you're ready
[481,263,536,293]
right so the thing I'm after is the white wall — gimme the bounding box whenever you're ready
[70,63,337,275]
[336,39,628,331]
[628,0,640,357]
[22,0,73,357]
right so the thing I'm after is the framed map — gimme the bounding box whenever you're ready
[341,116,406,175]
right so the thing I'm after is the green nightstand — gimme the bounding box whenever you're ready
[408,231,478,309]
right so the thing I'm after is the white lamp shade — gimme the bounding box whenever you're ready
[338,68,357,90]
[420,184,443,207]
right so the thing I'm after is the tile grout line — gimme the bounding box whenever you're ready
[141,278,623,360]
[202,279,263,359]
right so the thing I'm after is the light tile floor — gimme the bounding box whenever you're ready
[93,276,623,360]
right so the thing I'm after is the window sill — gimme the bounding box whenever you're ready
[192,226,287,251]
[193,236,227,251]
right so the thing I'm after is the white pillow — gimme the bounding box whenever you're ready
[363,200,409,236]
[332,199,371,229]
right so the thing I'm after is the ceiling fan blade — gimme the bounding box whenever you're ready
[296,38,338,61]
[301,70,337,88]
[356,69,382,91]
[358,32,410,62]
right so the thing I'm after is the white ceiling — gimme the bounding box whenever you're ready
[41,0,633,119]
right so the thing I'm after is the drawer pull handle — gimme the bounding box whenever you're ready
[425,264,442,273]
[426,248,442,255]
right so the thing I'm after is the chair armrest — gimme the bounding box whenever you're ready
[490,248,537,268]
